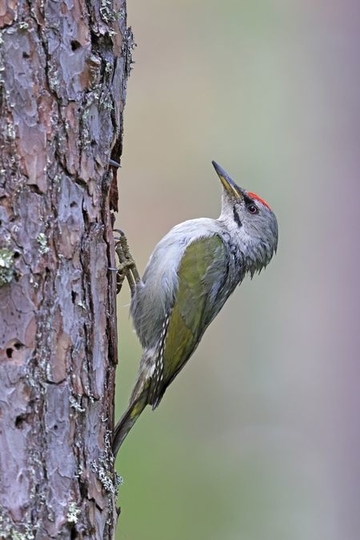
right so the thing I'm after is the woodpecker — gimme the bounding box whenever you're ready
[113,161,278,456]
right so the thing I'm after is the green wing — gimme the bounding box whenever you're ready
[151,234,229,407]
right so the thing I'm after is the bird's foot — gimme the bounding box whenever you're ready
[114,229,140,296]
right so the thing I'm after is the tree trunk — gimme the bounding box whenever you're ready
[0,2,133,538]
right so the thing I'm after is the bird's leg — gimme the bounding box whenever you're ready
[114,229,140,296]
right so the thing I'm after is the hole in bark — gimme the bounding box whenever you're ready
[70,201,78,208]
[29,184,43,196]
[71,40,81,51]
[53,424,58,430]
[13,251,20,259]
[15,414,27,428]
[23,51,30,59]
[6,341,25,358]
[71,291,76,303]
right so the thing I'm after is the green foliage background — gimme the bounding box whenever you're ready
[115,2,359,539]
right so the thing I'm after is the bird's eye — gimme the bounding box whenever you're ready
[247,203,258,214]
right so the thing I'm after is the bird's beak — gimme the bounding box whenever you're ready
[212,161,243,201]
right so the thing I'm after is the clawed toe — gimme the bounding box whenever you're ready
[114,230,140,295]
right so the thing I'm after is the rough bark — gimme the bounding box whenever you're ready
[0,1,133,538]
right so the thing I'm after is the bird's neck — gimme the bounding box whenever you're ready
[217,215,270,278]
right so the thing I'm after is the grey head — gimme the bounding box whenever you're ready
[212,161,278,276]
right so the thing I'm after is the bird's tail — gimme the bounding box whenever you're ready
[112,376,149,457]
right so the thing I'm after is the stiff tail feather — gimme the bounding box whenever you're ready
[112,392,147,457]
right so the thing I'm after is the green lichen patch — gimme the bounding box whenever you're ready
[0,248,15,286]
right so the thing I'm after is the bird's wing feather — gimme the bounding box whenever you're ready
[150,234,230,407]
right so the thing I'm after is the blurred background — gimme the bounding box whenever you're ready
[114,1,360,539]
